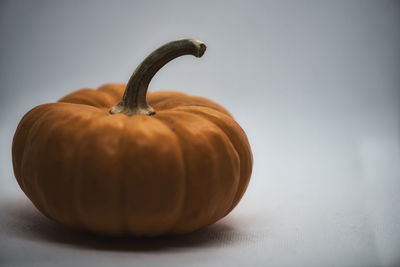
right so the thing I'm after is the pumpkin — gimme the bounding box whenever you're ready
[12,39,253,236]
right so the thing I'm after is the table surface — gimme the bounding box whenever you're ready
[1,1,399,266]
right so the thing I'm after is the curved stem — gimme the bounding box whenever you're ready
[110,39,207,116]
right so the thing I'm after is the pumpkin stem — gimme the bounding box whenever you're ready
[110,39,207,116]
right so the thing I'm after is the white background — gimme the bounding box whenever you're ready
[1,1,399,266]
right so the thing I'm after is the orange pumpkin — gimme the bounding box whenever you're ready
[12,39,253,236]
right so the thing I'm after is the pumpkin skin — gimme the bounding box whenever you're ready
[12,40,253,237]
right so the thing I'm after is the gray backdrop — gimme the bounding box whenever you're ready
[1,1,399,266]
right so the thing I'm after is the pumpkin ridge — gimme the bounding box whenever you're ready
[72,111,110,231]
[187,111,240,223]
[172,104,231,116]
[151,116,187,234]
[54,107,106,229]
[175,108,241,217]
[174,106,252,213]
[13,104,53,193]
[21,105,62,219]
[116,115,186,236]
[117,117,128,236]
[151,95,231,117]
[153,113,192,233]
[155,110,239,233]
[147,91,187,106]
[69,117,86,231]
[42,110,86,227]
[184,111,240,224]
